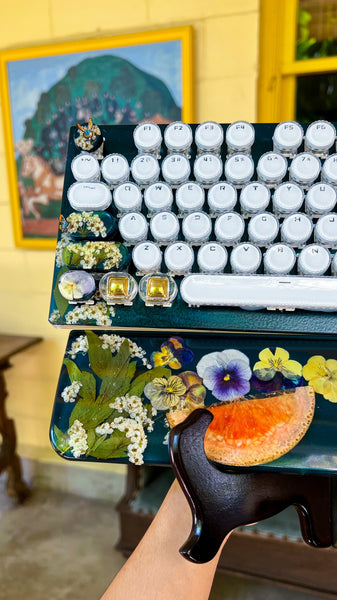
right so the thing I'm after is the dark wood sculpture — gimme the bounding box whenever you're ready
[169,408,333,563]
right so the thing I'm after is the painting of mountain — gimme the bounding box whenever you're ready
[5,35,189,242]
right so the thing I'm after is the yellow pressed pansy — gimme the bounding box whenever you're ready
[253,347,302,381]
[303,356,337,402]
[144,376,187,411]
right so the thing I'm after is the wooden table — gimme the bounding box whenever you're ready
[0,334,42,502]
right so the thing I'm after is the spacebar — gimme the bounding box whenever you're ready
[180,274,337,311]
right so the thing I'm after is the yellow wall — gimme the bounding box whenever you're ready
[0,0,259,469]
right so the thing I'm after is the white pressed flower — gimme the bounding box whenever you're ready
[55,233,71,267]
[61,381,82,403]
[96,315,112,326]
[130,454,144,465]
[67,420,88,458]
[113,416,124,425]
[49,309,61,323]
[95,422,114,435]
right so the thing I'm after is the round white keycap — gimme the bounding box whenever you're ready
[224,154,254,186]
[289,153,321,186]
[164,122,193,152]
[113,182,142,213]
[207,182,237,213]
[321,154,337,186]
[230,243,262,274]
[182,212,212,243]
[263,244,296,275]
[133,122,162,153]
[248,212,279,245]
[101,154,129,186]
[193,153,223,185]
[281,213,313,246]
[67,182,112,211]
[304,121,336,153]
[144,182,173,213]
[256,152,287,185]
[314,213,337,246]
[272,182,304,215]
[195,121,224,152]
[164,242,194,274]
[150,211,180,243]
[131,154,160,185]
[226,121,255,152]
[298,244,331,276]
[132,241,162,273]
[214,212,245,244]
[305,183,336,216]
[272,121,303,154]
[197,243,228,272]
[71,153,100,182]
[161,154,190,185]
[239,181,270,214]
[118,212,148,243]
[176,182,205,213]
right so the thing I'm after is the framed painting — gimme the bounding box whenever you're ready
[0,27,194,249]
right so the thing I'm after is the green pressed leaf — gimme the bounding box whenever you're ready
[127,381,145,398]
[90,434,107,453]
[86,428,97,453]
[69,401,113,429]
[53,425,69,453]
[127,361,137,380]
[89,430,129,460]
[128,366,171,397]
[99,376,132,405]
[86,331,114,378]
[53,266,69,318]
[63,247,81,267]
[98,360,137,405]
[62,247,71,265]
[109,338,132,378]
[63,357,82,381]
[63,358,96,402]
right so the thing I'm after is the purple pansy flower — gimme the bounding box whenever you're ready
[151,337,194,370]
[251,372,304,394]
[196,350,252,402]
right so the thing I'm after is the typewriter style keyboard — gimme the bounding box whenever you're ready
[49,120,337,330]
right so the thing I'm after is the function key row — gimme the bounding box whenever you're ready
[132,120,337,159]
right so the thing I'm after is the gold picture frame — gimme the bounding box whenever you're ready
[0,26,194,249]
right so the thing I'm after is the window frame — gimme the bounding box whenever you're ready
[258,0,337,121]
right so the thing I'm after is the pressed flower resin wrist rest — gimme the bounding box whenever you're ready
[50,329,337,474]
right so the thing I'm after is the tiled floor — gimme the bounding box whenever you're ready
[0,475,330,600]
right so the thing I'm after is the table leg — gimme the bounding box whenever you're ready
[0,365,30,502]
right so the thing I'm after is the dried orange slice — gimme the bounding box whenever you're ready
[167,386,315,467]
